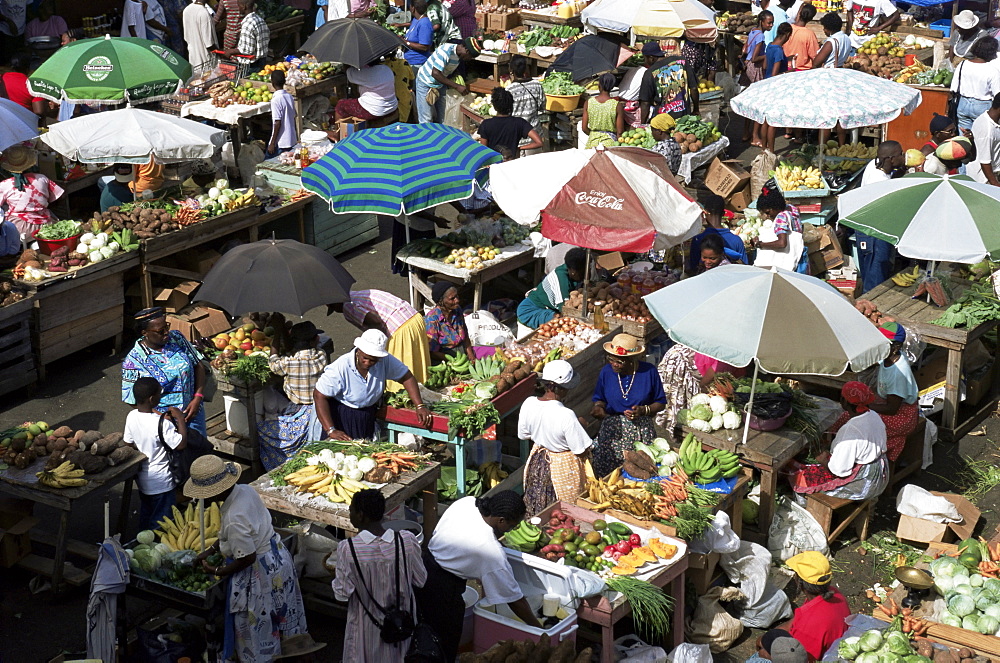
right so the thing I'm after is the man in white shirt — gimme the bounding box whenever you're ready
[335,63,399,122]
[846,0,900,49]
[143,0,169,43]
[267,69,297,157]
[968,94,1000,186]
[122,0,147,39]
[856,141,903,291]
[183,0,216,70]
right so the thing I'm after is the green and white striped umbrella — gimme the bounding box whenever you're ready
[28,35,191,105]
[838,172,1000,264]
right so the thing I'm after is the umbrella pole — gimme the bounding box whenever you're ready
[582,249,591,321]
[741,363,760,446]
[927,260,935,304]
[198,498,206,553]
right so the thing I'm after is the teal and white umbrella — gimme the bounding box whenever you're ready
[644,264,888,443]
[838,172,1000,264]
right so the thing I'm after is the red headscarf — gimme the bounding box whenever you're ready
[842,381,875,412]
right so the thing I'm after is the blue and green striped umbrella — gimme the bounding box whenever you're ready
[301,123,502,215]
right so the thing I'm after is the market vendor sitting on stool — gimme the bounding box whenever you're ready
[425,281,476,364]
[778,551,851,661]
[180,159,220,198]
[0,145,65,241]
[590,333,666,478]
[101,164,136,212]
[258,321,329,471]
[519,360,594,516]
[789,381,889,501]
[335,61,399,124]
[516,247,587,329]
[311,329,432,441]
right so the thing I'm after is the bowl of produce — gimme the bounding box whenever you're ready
[542,71,584,111]
[33,220,82,256]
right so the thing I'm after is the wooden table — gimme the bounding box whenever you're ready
[0,454,142,593]
[402,243,544,311]
[53,165,115,217]
[251,462,442,537]
[862,273,1000,441]
[682,400,842,532]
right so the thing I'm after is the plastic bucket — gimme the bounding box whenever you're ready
[459,586,480,650]
[545,94,581,112]
[223,392,264,437]
[383,520,423,544]
[33,232,81,256]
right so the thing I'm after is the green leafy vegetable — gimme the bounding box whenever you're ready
[541,71,584,95]
[224,354,272,385]
[605,577,675,643]
[932,284,1000,328]
[35,219,81,240]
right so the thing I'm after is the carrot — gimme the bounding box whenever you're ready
[889,598,900,616]
[877,604,892,618]
[902,620,911,633]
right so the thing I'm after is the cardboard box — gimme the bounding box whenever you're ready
[896,491,980,544]
[806,224,845,274]
[154,280,201,314]
[596,251,625,272]
[167,305,230,342]
[487,10,520,30]
[686,551,721,594]
[705,158,751,198]
[726,188,751,213]
[336,117,367,140]
[0,498,37,568]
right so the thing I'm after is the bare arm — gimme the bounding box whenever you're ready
[812,40,833,68]
[870,394,903,416]
[399,371,433,428]
[523,129,543,152]
[983,163,1000,186]
[581,101,590,135]
[431,67,468,93]
[313,389,350,440]
[203,551,255,577]
[167,407,189,450]
[869,10,900,34]
[751,41,766,65]
[758,232,789,250]
[509,597,543,628]
[615,102,625,136]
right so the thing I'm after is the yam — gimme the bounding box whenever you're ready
[80,430,102,448]
[13,452,30,469]
[107,446,136,466]
[65,450,109,474]
[18,249,39,263]
[91,437,118,456]
[513,367,531,381]
[572,648,594,663]
[34,433,48,449]
[11,438,24,453]
[71,429,85,445]
[52,438,68,452]
[680,143,690,154]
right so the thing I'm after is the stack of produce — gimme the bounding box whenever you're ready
[192,179,260,217]
[256,0,304,23]
[99,201,182,239]
[459,637,590,663]
[153,502,222,551]
[697,78,723,94]
[1,421,137,474]
[230,81,274,104]
[208,80,239,107]
[960,259,1000,284]
[516,25,580,51]
[478,460,509,489]
[847,35,907,79]
[906,66,954,87]
[247,58,340,88]
[722,11,755,33]
[468,94,496,117]
[630,438,679,478]
[619,126,655,148]
[837,621,937,662]
[672,115,722,154]
[893,60,930,84]
[823,141,878,159]
[541,71,584,96]
[566,271,678,323]
[0,282,28,308]
[929,539,1000,636]
[933,282,1000,328]
[678,393,742,434]
[676,433,742,483]
[774,163,825,191]
[854,298,892,326]
[734,211,763,246]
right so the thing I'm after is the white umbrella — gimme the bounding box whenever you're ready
[643,264,889,443]
[38,107,225,164]
[582,0,718,41]
[0,98,39,151]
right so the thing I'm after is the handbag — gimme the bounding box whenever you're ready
[158,411,213,487]
[199,361,217,402]
[947,62,964,125]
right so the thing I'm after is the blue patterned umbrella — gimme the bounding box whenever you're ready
[301,123,502,215]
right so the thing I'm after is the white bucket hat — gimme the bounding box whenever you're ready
[953,10,980,30]
[541,359,580,388]
[353,328,389,358]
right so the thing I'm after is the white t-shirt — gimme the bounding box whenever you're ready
[517,397,593,454]
[860,158,892,186]
[144,0,167,42]
[968,110,1000,183]
[271,89,298,149]
[122,0,147,39]
[617,66,647,102]
[347,64,398,117]
[828,410,886,476]
[124,410,183,495]
[427,496,523,605]
[848,0,898,48]
[952,60,1000,101]
[220,484,276,558]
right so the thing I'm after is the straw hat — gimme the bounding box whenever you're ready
[353,328,389,358]
[274,633,327,659]
[0,145,37,174]
[183,455,242,499]
[953,9,980,30]
[603,333,644,357]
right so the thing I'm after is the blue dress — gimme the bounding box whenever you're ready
[122,330,206,436]
[591,361,667,477]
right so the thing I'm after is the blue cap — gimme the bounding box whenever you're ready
[642,41,665,57]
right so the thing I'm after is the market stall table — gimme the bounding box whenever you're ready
[0,453,143,593]
[51,164,115,216]
[677,136,729,184]
[267,14,306,54]
[0,296,38,398]
[239,72,348,136]
[181,98,272,168]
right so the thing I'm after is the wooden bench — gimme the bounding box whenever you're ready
[804,493,874,544]
[889,418,926,489]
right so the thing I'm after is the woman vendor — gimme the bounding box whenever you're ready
[188,455,309,662]
[0,146,65,240]
[781,551,851,661]
[311,329,432,441]
[425,282,476,363]
[790,381,889,501]
[829,322,919,462]
[647,113,682,174]
[656,344,745,430]
[417,491,542,662]
[258,322,328,471]
[516,247,587,329]
[122,307,207,440]
[591,334,666,478]
[518,360,593,516]
[753,188,808,273]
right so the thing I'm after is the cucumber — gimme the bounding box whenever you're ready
[608,522,632,536]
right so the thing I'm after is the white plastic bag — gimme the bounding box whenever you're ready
[689,511,740,554]
[292,521,339,579]
[923,417,937,470]
[685,586,746,652]
[767,495,830,561]
[464,310,513,347]
[443,89,474,128]
[665,643,712,663]
[721,541,793,628]
[615,635,667,662]
[896,484,960,523]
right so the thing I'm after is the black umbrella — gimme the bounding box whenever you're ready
[301,18,405,69]
[194,239,355,316]
[548,33,630,82]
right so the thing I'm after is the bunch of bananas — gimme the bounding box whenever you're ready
[678,434,740,483]
[891,265,921,287]
[774,164,824,191]
[281,465,368,504]
[584,468,660,519]
[425,362,454,389]
[157,502,221,552]
[532,347,563,372]
[479,461,509,489]
[36,461,87,488]
[823,141,878,158]
[225,190,261,211]
[505,520,543,552]
[446,353,471,375]
[469,356,505,381]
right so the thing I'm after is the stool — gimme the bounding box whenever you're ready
[367,108,400,129]
[804,493,874,544]
[888,418,926,488]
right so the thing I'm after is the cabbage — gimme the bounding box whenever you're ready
[950,594,976,616]
[708,414,724,431]
[984,604,1000,620]
[986,578,1000,594]
[953,579,972,593]
[474,381,496,399]
[74,243,89,254]
[722,411,741,429]
[879,654,905,663]
[218,195,232,206]
[357,457,376,473]
[690,404,713,421]
[689,418,712,432]
[137,530,156,545]
[652,438,673,452]
[99,246,115,259]
[931,555,962,577]
[154,542,172,556]
[208,187,221,200]
[963,614,979,631]
[215,178,229,189]
[884,631,912,656]
[935,575,954,593]
[941,612,963,627]
[133,549,160,573]
[690,394,711,407]
[978,614,1000,634]
[660,450,679,467]
[856,653,880,663]
[708,395,728,414]
[858,630,883,652]
[838,636,861,660]
[971,573,985,587]
[977,594,993,611]
[954,564,971,577]
[79,232,95,244]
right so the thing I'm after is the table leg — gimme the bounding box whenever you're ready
[670,574,685,649]
[141,264,154,309]
[118,478,134,536]
[408,270,422,309]
[53,509,70,593]
[601,622,616,663]
[422,477,439,540]
[473,283,482,312]
[758,465,778,533]
[455,437,467,498]
[297,206,306,243]
[944,347,962,434]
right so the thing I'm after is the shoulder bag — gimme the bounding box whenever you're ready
[158,411,212,487]
[948,61,964,126]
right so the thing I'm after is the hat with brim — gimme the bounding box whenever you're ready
[183,455,242,499]
[541,359,581,389]
[353,328,389,358]
[1,145,37,174]
[275,633,327,659]
[953,9,980,29]
[603,333,644,357]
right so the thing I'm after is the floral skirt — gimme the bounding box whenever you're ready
[592,414,656,479]
[524,445,587,516]
[258,402,314,471]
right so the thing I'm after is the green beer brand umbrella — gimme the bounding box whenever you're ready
[28,35,192,105]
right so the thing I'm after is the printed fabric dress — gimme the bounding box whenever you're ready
[121,330,206,436]
[591,362,667,478]
[585,97,620,148]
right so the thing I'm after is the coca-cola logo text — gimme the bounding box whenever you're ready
[574,190,624,210]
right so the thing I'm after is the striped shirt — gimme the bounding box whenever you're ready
[425,1,460,46]
[237,11,269,60]
[417,43,460,89]
[343,290,418,335]
[268,348,328,405]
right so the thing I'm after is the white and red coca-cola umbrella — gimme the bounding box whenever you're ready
[489,145,702,252]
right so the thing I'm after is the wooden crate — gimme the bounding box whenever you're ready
[0,297,38,397]
[560,304,663,341]
[37,306,123,366]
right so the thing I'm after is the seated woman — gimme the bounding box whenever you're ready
[258,322,329,471]
[516,247,587,329]
[656,343,745,430]
[828,322,919,462]
[425,281,476,364]
[335,62,399,123]
[753,188,808,273]
[647,113,681,174]
[783,551,851,661]
[790,381,889,501]
[518,360,593,516]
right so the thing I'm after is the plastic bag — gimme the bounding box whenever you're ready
[685,585,746,652]
[896,484,960,523]
[689,511,740,555]
[444,89,474,128]
[721,541,793,628]
[923,417,937,470]
[750,150,777,201]
[465,310,514,347]
[135,619,205,663]
[292,521,339,579]
[767,495,830,561]
[615,635,668,662]
[665,643,712,663]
